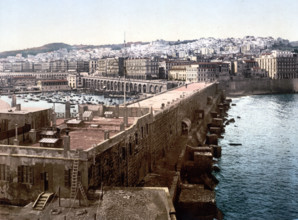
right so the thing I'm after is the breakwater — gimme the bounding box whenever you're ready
[221,78,298,96]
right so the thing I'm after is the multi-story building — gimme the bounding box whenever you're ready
[41,62,51,72]
[33,63,42,72]
[89,59,98,74]
[67,60,77,72]
[77,61,89,73]
[10,76,36,87]
[51,60,68,72]
[37,79,70,91]
[166,60,193,77]
[2,62,12,72]
[125,58,158,80]
[97,57,124,77]
[256,50,297,79]
[186,64,199,83]
[67,74,77,89]
[197,62,218,82]
[12,62,23,72]
[22,61,34,72]
[168,65,187,81]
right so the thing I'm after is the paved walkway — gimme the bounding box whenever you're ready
[128,82,212,110]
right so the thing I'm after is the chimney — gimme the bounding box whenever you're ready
[104,130,110,140]
[15,104,21,111]
[63,130,70,151]
[65,101,71,118]
[115,104,119,118]
[120,122,125,131]
[11,94,17,107]
[52,111,56,128]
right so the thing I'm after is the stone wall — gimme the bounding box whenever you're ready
[0,83,219,205]
[85,83,219,189]
[222,78,298,96]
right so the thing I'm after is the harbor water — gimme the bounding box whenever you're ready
[0,92,128,115]
[216,94,298,220]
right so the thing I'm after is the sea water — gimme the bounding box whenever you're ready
[216,94,298,220]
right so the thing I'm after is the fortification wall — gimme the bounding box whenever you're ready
[222,78,298,96]
[0,83,220,205]
[86,83,219,189]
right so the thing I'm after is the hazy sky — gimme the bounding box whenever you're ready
[0,0,297,52]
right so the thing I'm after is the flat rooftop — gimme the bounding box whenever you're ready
[128,82,212,110]
[67,116,137,150]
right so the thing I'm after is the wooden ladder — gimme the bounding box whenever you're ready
[70,152,80,200]
[69,151,89,206]
[78,181,89,206]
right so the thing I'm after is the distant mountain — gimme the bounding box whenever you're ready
[0,43,72,58]
[0,41,148,58]
[290,41,298,47]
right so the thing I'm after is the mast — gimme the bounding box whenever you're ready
[123,32,128,126]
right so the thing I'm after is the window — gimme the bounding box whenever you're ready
[18,166,34,184]
[0,164,10,181]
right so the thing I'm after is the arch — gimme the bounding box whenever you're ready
[107,81,111,90]
[134,83,138,92]
[114,81,118,91]
[138,84,142,93]
[149,85,154,93]
[121,82,124,92]
[143,84,147,93]
[159,86,163,92]
[130,83,133,92]
[181,118,191,135]
[154,85,159,94]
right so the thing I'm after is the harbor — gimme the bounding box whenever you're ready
[0,91,134,117]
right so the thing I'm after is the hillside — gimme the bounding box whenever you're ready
[0,43,72,58]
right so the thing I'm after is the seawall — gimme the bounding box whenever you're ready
[221,78,298,96]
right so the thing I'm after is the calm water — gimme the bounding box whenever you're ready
[0,92,126,113]
[216,94,298,220]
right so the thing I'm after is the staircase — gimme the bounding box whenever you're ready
[32,192,53,211]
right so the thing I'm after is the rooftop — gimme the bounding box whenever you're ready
[67,116,137,150]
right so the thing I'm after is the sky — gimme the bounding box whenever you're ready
[0,0,298,52]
